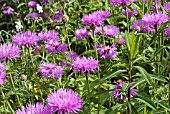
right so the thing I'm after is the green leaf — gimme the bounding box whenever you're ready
[157,101,170,112]
[150,74,167,82]
[151,46,167,59]
[132,78,146,88]
[125,30,130,51]
[135,94,157,110]
[105,103,123,114]
[134,66,152,85]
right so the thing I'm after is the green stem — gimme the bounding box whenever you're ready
[10,75,22,107]
[1,88,15,114]
[86,75,91,114]
[128,60,132,114]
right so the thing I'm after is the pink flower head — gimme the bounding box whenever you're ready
[46,89,83,114]
[103,25,120,37]
[82,10,110,25]
[39,62,64,78]
[75,27,88,39]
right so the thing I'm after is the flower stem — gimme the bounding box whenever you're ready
[86,75,91,113]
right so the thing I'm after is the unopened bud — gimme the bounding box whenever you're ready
[62,15,69,23]
[21,74,27,81]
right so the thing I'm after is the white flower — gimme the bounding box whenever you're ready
[36,4,43,13]
[15,21,23,32]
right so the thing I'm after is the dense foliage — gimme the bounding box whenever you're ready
[0,0,170,114]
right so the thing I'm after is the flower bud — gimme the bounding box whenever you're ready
[62,15,69,23]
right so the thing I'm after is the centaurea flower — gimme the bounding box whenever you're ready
[16,102,52,114]
[46,88,83,114]
[39,62,64,78]
[0,43,21,60]
[72,56,99,74]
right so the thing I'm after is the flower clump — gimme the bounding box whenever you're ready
[72,56,99,74]
[16,102,52,114]
[46,89,83,114]
[0,43,21,60]
[38,62,64,78]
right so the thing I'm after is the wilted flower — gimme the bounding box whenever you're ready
[62,15,69,23]
[46,88,83,114]
[45,40,68,53]
[103,25,120,37]
[12,31,39,47]
[3,6,14,15]
[16,102,52,114]
[72,56,99,74]
[96,44,118,59]
[25,12,45,21]
[75,27,88,39]
[38,30,59,41]
[39,62,64,78]
[111,81,138,100]
[0,43,21,60]
[165,26,170,37]
[0,63,6,85]
[28,1,38,8]
[82,10,110,25]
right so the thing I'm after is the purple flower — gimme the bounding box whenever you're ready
[122,6,138,17]
[111,81,138,100]
[82,10,110,25]
[45,40,68,53]
[103,25,120,37]
[164,2,170,11]
[132,20,155,33]
[0,43,21,60]
[12,31,39,47]
[75,27,88,39]
[110,0,136,6]
[42,0,52,5]
[114,38,126,45]
[28,1,38,8]
[16,102,52,114]
[51,10,64,23]
[0,63,6,85]
[39,62,64,78]
[38,30,59,42]
[3,6,14,15]
[25,12,45,21]
[165,26,170,37]
[46,88,83,114]
[96,44,118,59]
[142,12,168,26]
[72,56,99,74]
[94,26,102,35]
